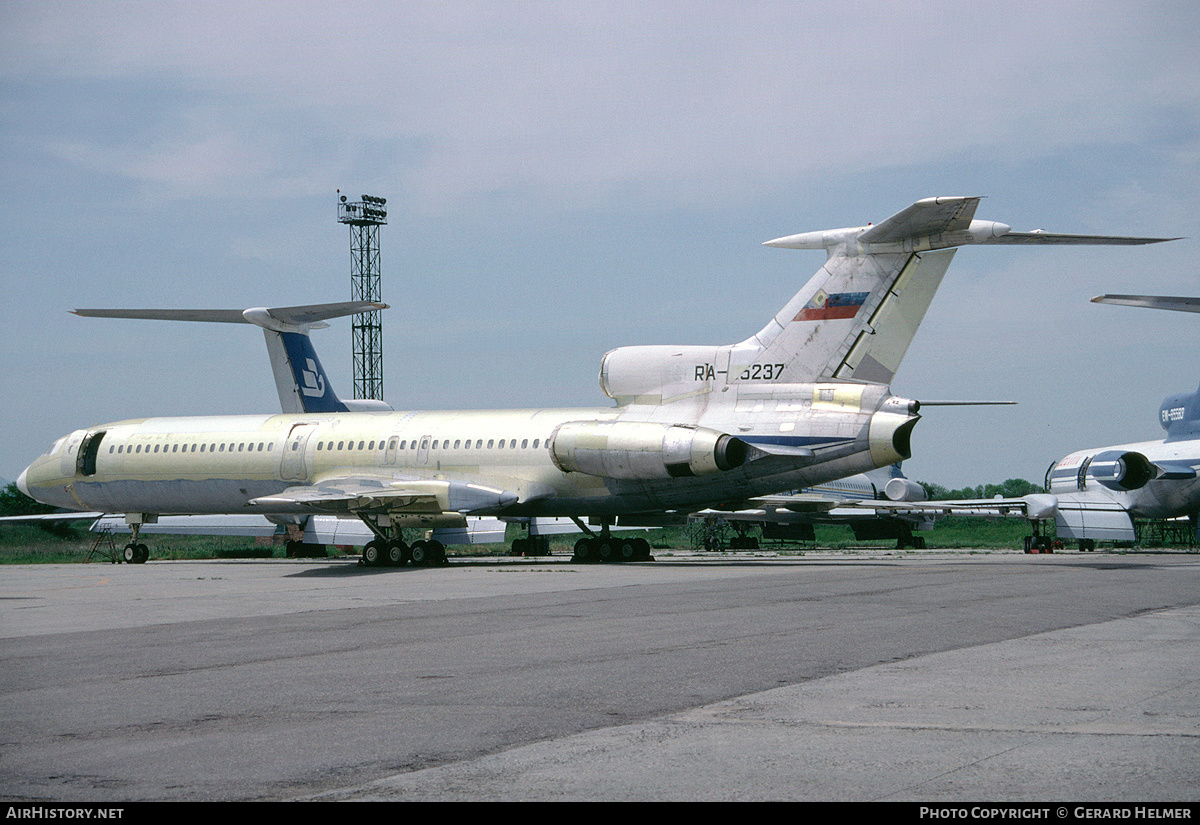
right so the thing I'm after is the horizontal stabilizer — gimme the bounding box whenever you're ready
[979,232,1179,246]
[763,196,1178,251]
[73,300,391,414]
[74,301,387,331]
[1092,294,1200,313]
[856,196,981,244]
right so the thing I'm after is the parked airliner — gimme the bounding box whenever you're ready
[16,197,1172,564]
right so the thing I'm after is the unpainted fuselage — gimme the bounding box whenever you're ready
[19,383,915,523]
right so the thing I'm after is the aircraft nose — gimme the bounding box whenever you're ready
[16,467,30,497]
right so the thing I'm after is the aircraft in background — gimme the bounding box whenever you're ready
[689,464,938,550]
[1042,294,1200,549]
[16,197,1173,565]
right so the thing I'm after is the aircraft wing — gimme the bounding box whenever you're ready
[704,491,1059,520]
[0,511,104,523]
[88,513,509,547]
[249,476,519,517]
[818,494,1058,519]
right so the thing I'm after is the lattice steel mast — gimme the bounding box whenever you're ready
[337,193,387,401]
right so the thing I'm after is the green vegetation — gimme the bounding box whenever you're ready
[919,478,1043,501]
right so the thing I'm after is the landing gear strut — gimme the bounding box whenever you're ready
[120,519,149,564]
[1023,520,1055,554]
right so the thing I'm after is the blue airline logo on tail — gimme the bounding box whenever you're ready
[280,331,349,413]
[300,359,326,397]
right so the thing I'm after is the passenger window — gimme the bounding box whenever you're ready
[533,439,539,449]
[487,440,494,449]
[498,439,506,448]
[521,439,528,449]
[337,441,344,450]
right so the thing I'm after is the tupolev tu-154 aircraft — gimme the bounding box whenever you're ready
[15,196,1173,565]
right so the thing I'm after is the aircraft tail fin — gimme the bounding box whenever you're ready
[596,198,1177,406]
[752,197,1178,385]
[72,301,391,414]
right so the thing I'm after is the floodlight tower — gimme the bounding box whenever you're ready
[337,192,387,401]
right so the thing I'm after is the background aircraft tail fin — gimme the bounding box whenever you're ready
[72,301,391,414]
[1091,294,1200,443]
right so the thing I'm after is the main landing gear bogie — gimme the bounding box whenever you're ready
[571,536,652,563]
[359,538,447,568]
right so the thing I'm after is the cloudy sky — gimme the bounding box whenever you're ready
[1,1,1197,490]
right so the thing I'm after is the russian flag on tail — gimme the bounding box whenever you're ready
[794,290,869,321]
